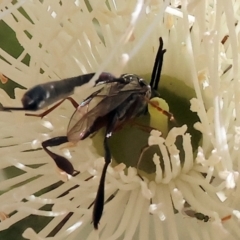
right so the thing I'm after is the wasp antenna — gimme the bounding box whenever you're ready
[150,37,166,91]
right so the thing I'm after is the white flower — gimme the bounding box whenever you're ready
[0,0,240,239]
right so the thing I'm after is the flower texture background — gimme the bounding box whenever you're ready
[0,0,240,239]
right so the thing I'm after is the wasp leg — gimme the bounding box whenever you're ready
[221,214,231,222]
[92,135,111,229]
[26,97,79,118]
[42,136,75,175]
[150,37,166,92]
[145,96,175,122]
[92,115,117,229]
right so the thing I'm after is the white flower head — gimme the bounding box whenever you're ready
[0,0,240,239]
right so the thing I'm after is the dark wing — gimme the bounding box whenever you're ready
[67,78,146,142]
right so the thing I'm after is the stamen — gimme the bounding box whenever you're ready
[0,72,8,84]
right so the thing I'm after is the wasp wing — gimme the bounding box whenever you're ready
[67,77,148,142]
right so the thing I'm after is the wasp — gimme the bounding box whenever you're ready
[183,208,210,222]
[1,38,173,229]
[181,202,232,223]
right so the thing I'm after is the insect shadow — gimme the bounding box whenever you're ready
[1,37,173,229]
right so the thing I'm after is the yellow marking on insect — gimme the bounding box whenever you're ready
[148,97,170,137]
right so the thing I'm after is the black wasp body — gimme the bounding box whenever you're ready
[1,38,168,230]
[67,73,151,142]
